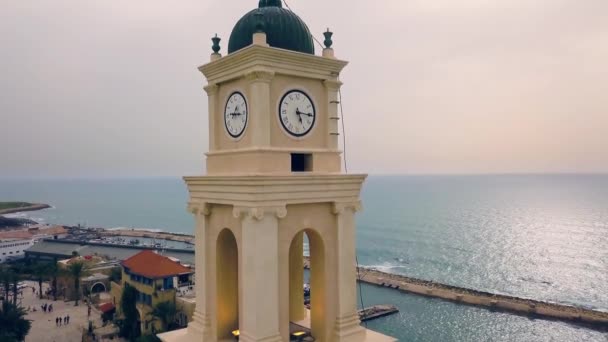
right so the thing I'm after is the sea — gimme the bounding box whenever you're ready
[1,175,607,341]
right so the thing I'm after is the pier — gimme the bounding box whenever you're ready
[359,305,399,322]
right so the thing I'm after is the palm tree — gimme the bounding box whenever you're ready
[47,261,60,301]
[0,267,12,304]
[148,301,177,332]
[0,300,31,341]
[67,261,86,306]
[33,262,50,300]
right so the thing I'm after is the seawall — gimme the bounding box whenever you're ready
[359,267,608,329]
[303,258,608,330]
[0,203,51,215]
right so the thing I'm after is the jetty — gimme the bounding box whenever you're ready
[359,305,399,322]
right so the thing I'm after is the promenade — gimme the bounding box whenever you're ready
[21,281,104,342]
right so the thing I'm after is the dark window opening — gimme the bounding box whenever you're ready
[291,153,313,172]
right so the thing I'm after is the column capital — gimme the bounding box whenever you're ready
[245,70,275,83]
[232,205,287,220]
[203,83,219,95]
[188,201,211,216]
[323,78,343,90]
[332,201,362,215]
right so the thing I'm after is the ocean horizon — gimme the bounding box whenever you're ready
[1,174,607,341]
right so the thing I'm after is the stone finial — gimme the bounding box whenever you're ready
[323,28,333,48]
[211,34,222,61]
[254,10,265,33]
[252,11,269,47]
[322,28,335,58]
[211,34,221,53]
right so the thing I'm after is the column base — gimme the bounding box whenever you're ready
[333,313,368,342]
[187,312,212,340]
[239,331,283,342]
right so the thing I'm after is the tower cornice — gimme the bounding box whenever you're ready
[199,44,348,84]
[183,174,366,209]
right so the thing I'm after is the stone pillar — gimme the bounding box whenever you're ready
[323,79,342,151]
[234,206,285,342]
[331,201,366,342]
[253,32,269,47]
[247,71,275,148]
[289,232,306,321]
[187,202,213,340]
[204,84,219,152]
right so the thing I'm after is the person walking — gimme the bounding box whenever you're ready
[55,317,58,326]
[58,316,62,326]
[67,314,70,324]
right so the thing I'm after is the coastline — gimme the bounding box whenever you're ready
[4,204,606,330]
[0,203,51,216]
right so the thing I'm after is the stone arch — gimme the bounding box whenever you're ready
[288,228,326,340]
[216,228,239,340]
[90,282,106,294]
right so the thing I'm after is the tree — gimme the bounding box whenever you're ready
[32,263,51,300]
[148,301,177,333]
[120,284,140,340]
[47,262,60,301]
[67,261,86,306]
[0,301,31,342]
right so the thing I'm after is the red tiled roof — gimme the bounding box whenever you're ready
[99,302,115,313]
[121,250,192,278]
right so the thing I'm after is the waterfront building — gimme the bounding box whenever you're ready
[25,239,195,265]
[159,1,395,341]
[0,238,35,263]
[111,250,195,334]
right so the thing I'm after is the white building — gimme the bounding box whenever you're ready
[0,238,35,263]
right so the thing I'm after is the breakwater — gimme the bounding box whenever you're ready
[303,258,608,330]
[358,267,608,329]
[0,203,50,215]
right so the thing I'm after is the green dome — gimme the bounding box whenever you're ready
[228,0,315,55]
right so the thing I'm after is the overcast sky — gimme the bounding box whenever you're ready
[1,0,607,178]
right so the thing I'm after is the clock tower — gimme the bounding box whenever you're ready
[159,1,396,341]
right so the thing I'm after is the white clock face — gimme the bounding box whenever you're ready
[224,92,248,138]
[279,90,316,137]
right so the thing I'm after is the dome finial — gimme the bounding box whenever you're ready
[259,0,282,8]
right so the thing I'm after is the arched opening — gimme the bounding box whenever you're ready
[288,229,325,339]
[90,282,106,294]
[216,228,239,340]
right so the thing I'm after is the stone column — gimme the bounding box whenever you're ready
[323,79,342,150]
[234,206,284,342]
[331,201,366,342]
[204,84,219,152]
[187,202,213,340]
[247,71,275,148]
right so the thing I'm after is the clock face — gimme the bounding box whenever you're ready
[279,90,316,137]
[224,92,248,138]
